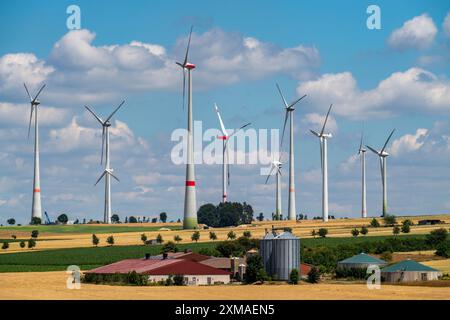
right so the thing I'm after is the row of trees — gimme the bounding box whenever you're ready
[198,202,253,227]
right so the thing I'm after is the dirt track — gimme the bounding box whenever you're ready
[0,271,449,300]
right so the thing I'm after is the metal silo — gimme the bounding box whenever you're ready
[260,231,275,275]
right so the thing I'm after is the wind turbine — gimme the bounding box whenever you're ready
[214,103,251,203]
[176,26,198,229]
[277,84,307,221]
[366,129,395,217]
[265,157,282,219]
[24,83,46,223]
[310,104,333,222]
[358,127,367,218]
[85,101,125,224]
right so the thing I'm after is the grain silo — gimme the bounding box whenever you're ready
[260,228,300,281]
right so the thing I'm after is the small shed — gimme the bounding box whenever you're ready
[381,259,442,283]
[337,253,387,270]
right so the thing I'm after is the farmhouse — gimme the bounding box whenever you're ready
[86,258,231,285]
[337,253,387,270]
[148,251,210,262]
[381,259,442,283]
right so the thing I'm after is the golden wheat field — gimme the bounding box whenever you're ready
[1,214,449,253]
[0,271,449,300]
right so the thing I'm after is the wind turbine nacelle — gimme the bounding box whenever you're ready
[322,133,333,138]
[217,135,228,140]
[380,151,389,157]
[185,63,196,69]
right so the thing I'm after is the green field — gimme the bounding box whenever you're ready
[0,224,181,234]
[0,234,427,273]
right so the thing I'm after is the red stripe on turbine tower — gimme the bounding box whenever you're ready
[33,188,41,193]
[186,181,196,187]
[289,188,295,192]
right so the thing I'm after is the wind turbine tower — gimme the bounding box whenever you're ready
[366,129,395,217]
[85,101,125,224]
[358,129,367,218]
[176,26,198,229]
[24,83,46,223]
[265,158,283,218]
[277,84,306,221]
[310,104,334,222]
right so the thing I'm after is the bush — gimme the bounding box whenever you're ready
[92,234,99,246]
[128,216,137,223]
[289,268,299,284]
[141,233,147,245]
[173,274,185,286]
[19,241,26,248]
[318,228,328,238]
[401,224,410,234]
[57,214,68,224]
[335,267,367,279]
[156,234,163,244]
[161,241,178,253]
[383,214,397,227]
[198,247,221,257]
[31,230,39,239]
[216,241,246,257]
[2,242,9,250]
[111,214,120,223]
[402,219,414,227]
[393,226,400,236]
[227,231,236,240]
[351,229,359,237]
[174,235,182,243]
[243,231,252,238]
[191,231,200,242]
[7,218,15,225]
[127,271,148,286]
[27,238,36,249]
[307,267,321,283]
[380,251,393,262]
[30,217,41,225]
[11,235,17,240]
[370,218,380,228]
[311,230,317,238]
[106,235,115,246]
[360,226,368,235]
[435,242,450,258]
[426,228,448,246]
[209,231,217,241]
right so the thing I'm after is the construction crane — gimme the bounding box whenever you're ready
[44,211,53,225]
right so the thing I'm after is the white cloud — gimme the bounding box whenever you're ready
[390,128,428,156]
[302,112,338,133]
[0,102,68,126]
[443,12,450,38]
[297,68,450,119]
[388,14,437,50]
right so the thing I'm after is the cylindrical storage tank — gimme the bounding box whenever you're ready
[260,232,275,276]
[238,264,246,281]
[270,232,300,281]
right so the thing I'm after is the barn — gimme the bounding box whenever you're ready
[381,259,442,283]
[337,253,387,270]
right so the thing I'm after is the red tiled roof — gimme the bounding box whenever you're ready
[86,258,230,276]
[150,251,210,262]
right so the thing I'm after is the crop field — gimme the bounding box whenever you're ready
[0,271,449,300]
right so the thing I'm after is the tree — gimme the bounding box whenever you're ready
[351,228,360,237]
[156,234,163,244]
[11,235,17,240]
[402,219,414,227]
[435,242,450,258]
[198,202,254,228]
[7,218,15,225]
[57,214,68,224]
[393,226,400,236]
[360,226,369,235]
[401,224,410,234]
[370,218,380,228]
[311,230,317,238]
[174,235,182,243]
[380,251,393,262]
[227,231,236,240]
[383,214,397,227]
[124,217,128,223]
[141,233,147,245]
[27,238,36,249]
[243,231,252,238]
[161,241,178,253]
[197,203,219,227]
[191,231,200,242]
[173,274,185,286]
[159,212,168,223]
[92,234,99,247]
[257,212,264,221]
[106,235,115,246]
[31,230,39,239]
[128,216,137,223]
[209,231,217,241]
[289,268,299,284]
[318,228,328,238]
[2,242,9,250]
[245,254,267,283]
[19,241,26,248]
[307,267,321,283]
[30,217,41,225]
[425,228,448,246]
[111,214,120,223]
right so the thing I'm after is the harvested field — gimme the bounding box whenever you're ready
[0,271,449,300]
[422,259,450,274]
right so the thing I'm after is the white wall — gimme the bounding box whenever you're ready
[148,274,230,285]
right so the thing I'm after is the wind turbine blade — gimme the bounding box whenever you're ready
[288,94,307,109]
[94,171,107,186]
[366,145,380,155]
[183,25,193,66]
[27,106,34,139]
[228,122,251,139]
[276,83,289,108]
[101,126,105,165]
[182,69,186,110]
[381,128,396,154]
[105,100,125,122]
[320,104,333,136]
[23,83,32,102]
[280,111,289,148]
[109,171,120,182]
[33,84,46,102]
[84,105,104,125]
[310,129,320,137]
[358,130,363,154]
[214,103,228,136]
[265,165,275,184]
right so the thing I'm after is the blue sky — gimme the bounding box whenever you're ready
[0,0,449,224]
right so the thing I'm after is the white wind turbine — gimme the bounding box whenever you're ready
[265,156,282,219]
[366,129,395,217]
[214,103,251,203]
[358,127,367,218]
[277,84,307,221]
[85,101,125,224]
[24,83,46,223]
[310,104,333,222]
[176,26,198,229]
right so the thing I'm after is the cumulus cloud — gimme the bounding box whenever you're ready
[302,112,338,133]
[388,14,437,51]
[443,13,450,38]
[390,128,428,156]
[297,68,450,119]
[0,102,68,126]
